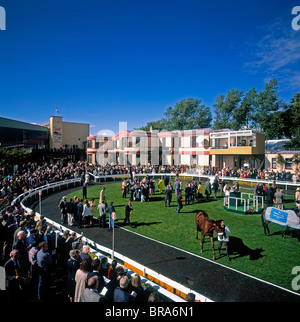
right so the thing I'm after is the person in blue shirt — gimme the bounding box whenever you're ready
[37,241,53,300]
[107,201,116,229]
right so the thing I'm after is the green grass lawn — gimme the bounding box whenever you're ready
[67,182,300,293]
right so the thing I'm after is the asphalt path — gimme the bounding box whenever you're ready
[32,185,300,302]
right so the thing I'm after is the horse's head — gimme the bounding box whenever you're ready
[214,219,224,233]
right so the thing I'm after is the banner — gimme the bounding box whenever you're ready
[264,207,300,230]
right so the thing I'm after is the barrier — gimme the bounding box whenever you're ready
[17,179,213,302]
[225,194,264,214]
[89,172,300,190]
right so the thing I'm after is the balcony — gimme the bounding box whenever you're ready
[209,130,265,155]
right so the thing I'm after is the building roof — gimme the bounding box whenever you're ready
[0,117,49,132]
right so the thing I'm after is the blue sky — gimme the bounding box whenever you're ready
[0,0,299,135]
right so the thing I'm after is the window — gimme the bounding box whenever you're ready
[191,136,197,147]
[136,137,140,146]
[272,158,277,168]
[285,158,293,169]
[87,140,93,148]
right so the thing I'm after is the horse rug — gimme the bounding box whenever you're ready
[264,207,300,230]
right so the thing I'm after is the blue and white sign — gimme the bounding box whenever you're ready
[265,207,300,230]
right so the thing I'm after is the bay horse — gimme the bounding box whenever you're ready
[196,211,222,260]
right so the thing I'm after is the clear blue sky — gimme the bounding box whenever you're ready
[0,0,299,135]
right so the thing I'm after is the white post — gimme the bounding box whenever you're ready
[39,190,42,215]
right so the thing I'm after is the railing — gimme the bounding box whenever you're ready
[225,194,264,213]
[88,172,300,190]
[17,178,212,302]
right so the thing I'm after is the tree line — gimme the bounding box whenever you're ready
[138,79,300,149]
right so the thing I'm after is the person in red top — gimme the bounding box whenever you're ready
[108,259,117,282]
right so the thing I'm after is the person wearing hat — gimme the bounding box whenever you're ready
[296,187,300,210]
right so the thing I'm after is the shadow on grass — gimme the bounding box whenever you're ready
[115,220,162,228]
[227,236,264,261]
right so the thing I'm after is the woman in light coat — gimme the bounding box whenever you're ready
[82,200,92,226]
[74,259,90,302]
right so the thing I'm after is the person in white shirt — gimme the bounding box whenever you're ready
[217,220,231,261]
[82,200,92,226]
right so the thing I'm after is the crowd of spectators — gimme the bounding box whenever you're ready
[87,164,299,184]
[1,209,162,302]
[1,160,299,302]
[0,161,168,302]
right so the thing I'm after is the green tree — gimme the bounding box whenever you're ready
[252,79,285,139]
[137,119,168,132]
[284,92,300,149]
[0,148,30,174]
[232,88,258,130]
[163,97,212,131]
[213,89,243,129]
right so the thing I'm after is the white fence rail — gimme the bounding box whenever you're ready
[89,172,300,190]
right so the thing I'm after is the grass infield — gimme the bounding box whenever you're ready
[66,182,300,293]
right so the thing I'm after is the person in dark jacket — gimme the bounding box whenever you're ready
[77,199,83,228]
[4,250,25,302]
[177,192,183,213]
[164,184,172,207]
[124,201,133,227]
[67,249,80,302]
[113,276,132,302]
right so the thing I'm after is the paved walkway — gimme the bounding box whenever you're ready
[33,186,300,302]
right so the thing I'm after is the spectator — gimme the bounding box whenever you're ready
[212,178,219,200]
[77,199,83,228]
[13,230,29,275]
[274,189,284,210]
[113,276,132,302]
[82,200,92,227]
[83,276,104,302]
[67,249,80,302]
[74,259,91,302]
[28,240,39,299]
[87,258,105,293]
[124,201,133,227]
[265,185,274,208]
[4,250,25,302]
[176,192,183,213]
[107,201,116,230]
[66,198,74,226]
[98,200,106,228]
[130,273,150,302]
[99,187,106,205]
[59,196,68,225]
[205,179,212,201]
[186,292,196,302]
[296,187,300,210]
[148,291,161,302]
[100,256,109,278]
[79,245,92,262]
[108,259,118,282]
[164,184,172,207]
[37,241,53,301]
